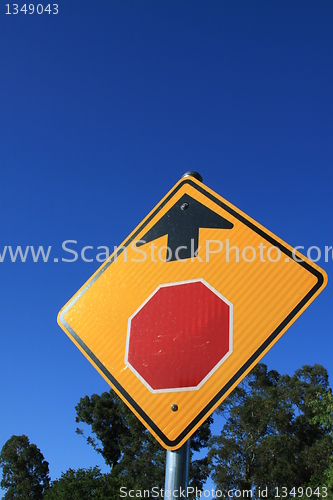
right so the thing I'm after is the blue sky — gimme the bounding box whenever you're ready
[0,0,332,491]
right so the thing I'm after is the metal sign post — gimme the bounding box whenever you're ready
[165,439,190,499]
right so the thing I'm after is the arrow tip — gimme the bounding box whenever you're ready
[182,171,203,182]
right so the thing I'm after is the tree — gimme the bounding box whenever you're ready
[0,434,50,499]
[310,388,333,496]
[75,390,212,494]
[44,467,120,500]
[208,364,333,497]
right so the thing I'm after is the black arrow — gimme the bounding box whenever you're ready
[136,194,233,261]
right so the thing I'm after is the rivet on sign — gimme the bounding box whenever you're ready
[181,203,189,210]
[171,404,178,412]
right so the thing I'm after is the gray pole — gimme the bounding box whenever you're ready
[181,171,203,182]
[163,171,201,499]
[164,439,190,499]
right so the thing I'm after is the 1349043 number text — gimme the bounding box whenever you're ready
[275,487,328,498]
[6,4,58,14]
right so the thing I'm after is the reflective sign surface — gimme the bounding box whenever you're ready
[58,175,327,449]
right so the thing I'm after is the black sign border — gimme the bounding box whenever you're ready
[59,178,325,448]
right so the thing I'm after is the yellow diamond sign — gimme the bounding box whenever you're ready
[58,174,327,449]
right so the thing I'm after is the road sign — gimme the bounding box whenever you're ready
[58,173,327,449]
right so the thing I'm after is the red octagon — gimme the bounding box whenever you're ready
[125,280,233,392]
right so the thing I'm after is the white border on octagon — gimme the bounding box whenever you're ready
[124,278,233,393]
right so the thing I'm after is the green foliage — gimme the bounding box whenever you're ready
[0,434,50,500]
[310,389,333,434]
[208,364,333,497]
[309,388,333,497]
[75,390,212,494]
[44,467,120,500]
[2,364,331,499]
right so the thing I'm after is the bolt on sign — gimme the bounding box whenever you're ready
[58,173,327,450]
